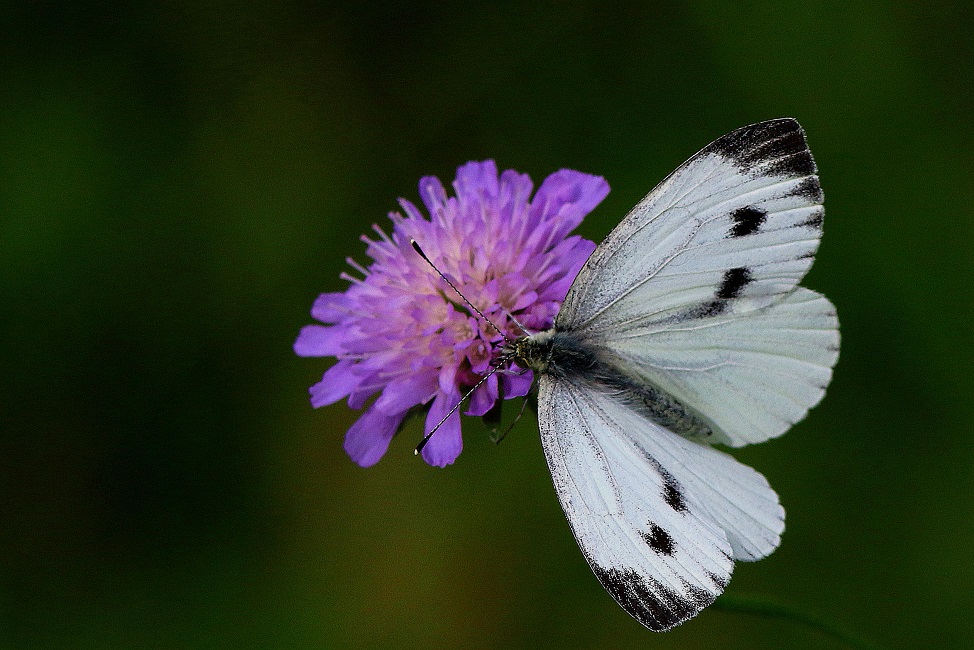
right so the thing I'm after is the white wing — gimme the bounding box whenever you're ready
[560,118,824,329]
[605,287,838,446]
[538,376,784,631]
[557,119,839,446]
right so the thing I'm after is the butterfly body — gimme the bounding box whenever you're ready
[508,330,714,439]
[508,119,839,631]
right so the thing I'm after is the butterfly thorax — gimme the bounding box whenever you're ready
[507,329,597,378]
[508,329,714,440]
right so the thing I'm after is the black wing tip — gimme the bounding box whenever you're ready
[591,564,719,632]
[726,117,804,143]
[707,118,817,178]
[790,176,824,203]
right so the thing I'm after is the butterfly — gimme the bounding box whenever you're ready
[503,118,839,631]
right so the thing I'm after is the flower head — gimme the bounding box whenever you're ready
[295,160,608,467]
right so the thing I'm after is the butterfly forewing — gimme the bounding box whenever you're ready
[558,118,825,334]
[555,118,838,447]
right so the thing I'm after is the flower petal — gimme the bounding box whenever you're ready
[418,175,450,217]
[511,289,538,312]
[374,374,438,414]
[421,390,463,467]
[502,368,534,398]
[344,405,406,467]
[532,170,609,236]
[294,324,345,357]
[397,198,425,222]
[539,238,597,302]
[465,372,499,416]
[438,364,459,394]
[311,292,351,323]
[309,360,358,407]
[454,160,500,200]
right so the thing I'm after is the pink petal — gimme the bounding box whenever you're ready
[502,368,534,398]
[438,364,459,394]
[498,168,534,217]
[344,405,406,467]
[511,290,538,312]
[294,324,345,357]
[532,170,610,234]
[374,374,438,414]
[421,390,463,467]
[397,198,425,222]
[454,160,500,199]
[418,175,449,216]
[309,360,358,408]
[465,372,499,416]
[310,292,351,323]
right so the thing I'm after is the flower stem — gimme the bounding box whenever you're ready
[712,593,882,649]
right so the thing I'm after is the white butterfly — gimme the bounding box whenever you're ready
[505,119,839,631]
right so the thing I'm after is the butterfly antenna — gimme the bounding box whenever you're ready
[410,239,518,343]
[506,313,532,337]
[491,393,530,445]
[414,364,504,456]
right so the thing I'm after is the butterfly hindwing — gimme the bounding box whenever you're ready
[537,375,785,631]
[603,286,838,447]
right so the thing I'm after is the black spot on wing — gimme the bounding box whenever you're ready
[729,206,767,237]
[642,523,675,556]
[716,267,753,300]
[684,300,726,320]
[706,119,816,178]
[663,482,686,512]
[643,453,688,512]
[681,267,753,320]
[590,565,713,631]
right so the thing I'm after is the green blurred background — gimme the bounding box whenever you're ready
[2,1,971,648]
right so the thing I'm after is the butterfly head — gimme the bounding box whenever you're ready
[498,331,553,374]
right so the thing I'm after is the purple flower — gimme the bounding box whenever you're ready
[295,160,609,467]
